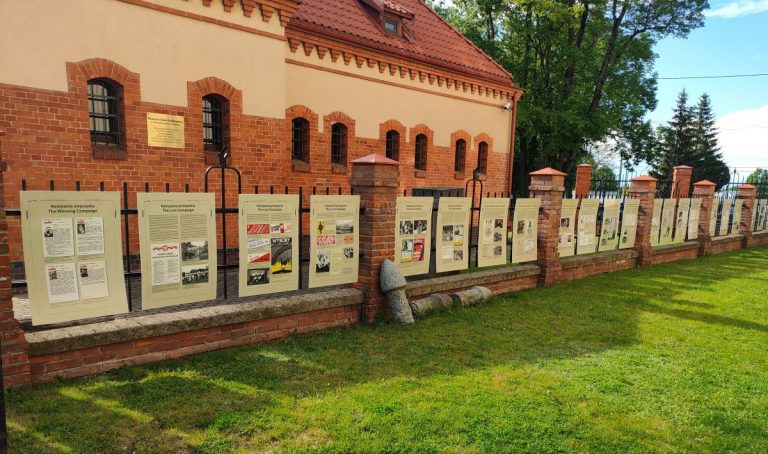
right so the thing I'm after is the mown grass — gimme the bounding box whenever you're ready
[7,246,768,453]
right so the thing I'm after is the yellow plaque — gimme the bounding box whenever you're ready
[146,113,185,148]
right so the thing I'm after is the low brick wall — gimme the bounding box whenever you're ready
[710,235,745,255]
[405,264,540,300]
[651,242,699,265]
[25,288,362,384]
[560,250,639,282]
[747,231,768,247]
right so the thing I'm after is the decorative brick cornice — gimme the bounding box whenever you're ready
[199,0,302,27]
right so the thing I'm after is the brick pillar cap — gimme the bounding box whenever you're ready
[577,163,592,168]
[530,167,567,176]
[351,153,399,166]
[693,180,716,187]
[740,184,756,189]
[674,165,693,169]
[631,175,658,182]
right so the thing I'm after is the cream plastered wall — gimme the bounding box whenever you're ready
[284,49,513,149]
[0,0,285,117]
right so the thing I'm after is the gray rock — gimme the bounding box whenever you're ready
[451,286,492,308]
[409,294,455,318]
[379,260,414,324]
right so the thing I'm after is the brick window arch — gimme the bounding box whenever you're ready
[87,78,124,148]
[292,117,310,163]
[202,94,229,154]
[454,138,466,173]
[414,134,428,171]
[477,141,488,174]
[386,130,400,161]
[331,122,348,165]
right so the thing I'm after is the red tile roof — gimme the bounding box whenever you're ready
[289,0,514,85]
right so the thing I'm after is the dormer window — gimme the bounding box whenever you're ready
[384,19,398,34]
[360,0,414,38]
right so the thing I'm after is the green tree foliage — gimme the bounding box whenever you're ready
[746,169,768,195]
[650,91,730,189]
[427,0,708,195]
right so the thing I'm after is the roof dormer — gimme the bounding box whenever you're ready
[359,0,414,37]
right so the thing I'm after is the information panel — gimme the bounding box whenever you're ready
[511,198,540,264]
[619,199,639,250]
[673,199,691,244]
[138,193,217,309]
[478,198,510,268]
[718,199,732,237]
[731,199,743,235]
[395,197,433,276]
[559,199,578,258]
[146,113,185,148]
[650,199,662,246]
[308,195,360,288]
[709,200,719,236]
[598,199,621,252]
[758,199,768,231]
[21,191,128,325]
[435,197,471,272]
[238,194,299,297]
[688,199,702,240]
[659,199,675,245]
[576,199,599,255]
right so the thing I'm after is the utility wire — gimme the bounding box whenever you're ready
[658,73,768,80]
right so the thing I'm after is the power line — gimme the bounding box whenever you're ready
[658,73,768,80]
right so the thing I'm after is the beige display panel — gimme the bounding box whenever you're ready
[659,199,675,245]
[709,200,719,236]
[576,199,599,255]
[238,194,300,297]
[147,113,185,148]
[138,193,217,309]
[511,198,540,264]
[688,199,702,240]
[673,199,691,244]
[559,199,578,258]
[478,198,510,268]
[650,199,662,246]
[395,197,433,276]
[718,199,732,237]
[731,199,743,235]
[435,197,471,272]
[309,195,360,288]
[598,199,621,252]
[757,199,768,231]
[619,199,640,250]
[21,191,128,325]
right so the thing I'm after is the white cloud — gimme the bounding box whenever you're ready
[706,0,768,18]
[716,105,768,171]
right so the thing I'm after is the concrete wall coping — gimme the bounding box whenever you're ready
[712,235,745,245]
[26,287,363,357]
[651,241,698,255]
[405,264,540,298]
[560,250,639,270]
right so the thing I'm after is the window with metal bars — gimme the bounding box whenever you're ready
[414,134,428,171]
[477,141,488,174]
[87,79,122,147]
[386,130,399,161]
[202,95,226,153]
[331,123,347,165]
[454,139,466,173]
[292,117,310,163]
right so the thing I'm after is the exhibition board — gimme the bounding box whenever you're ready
[395,197,433,276]
[687,199,702,240]
[658,198,676,245]
[718,199,732,237]
[731,199,743,235]
[238,194,300,296]
[650,199,662,246]
[619,199,640,250]
[559,199,578,258]
[709,199,719,236]
[511,198,540,264]
[138,193,217,309]
[758,199,768,231]
[308,195,360,288]
[576,199,599,255]
[435,197,471,272]
[672,199,691,244]
[478,198,510,268]
[597,199,621,252]
[21,191,128,325]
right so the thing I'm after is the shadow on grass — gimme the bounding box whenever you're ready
[7,246,767,453]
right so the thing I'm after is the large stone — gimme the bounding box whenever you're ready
[409,294,455,318]
[380,260,407,293]
[451,286,492,308]
[379,260,413,324]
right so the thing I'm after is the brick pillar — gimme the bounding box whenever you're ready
[351,154,399,323]
[628,175,658,266]
[529,168,566,285]
[574,164,592,199]
[737,184,757,247]
[672,165,693,198]
[693,180,716,256]
[0,131,31,387]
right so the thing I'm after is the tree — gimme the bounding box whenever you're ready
[747,169,768,187]
[427,0,709,195]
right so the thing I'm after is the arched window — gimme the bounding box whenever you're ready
[454,139,466,173]
[477,141,488,174]
[292,117,310,163]
[385,130,399,161]
[331,123,348,165]
[87,78,123,147]
[414,134,428,171]
[202,94,228,153]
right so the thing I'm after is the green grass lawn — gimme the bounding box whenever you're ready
[7,246,768,453]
